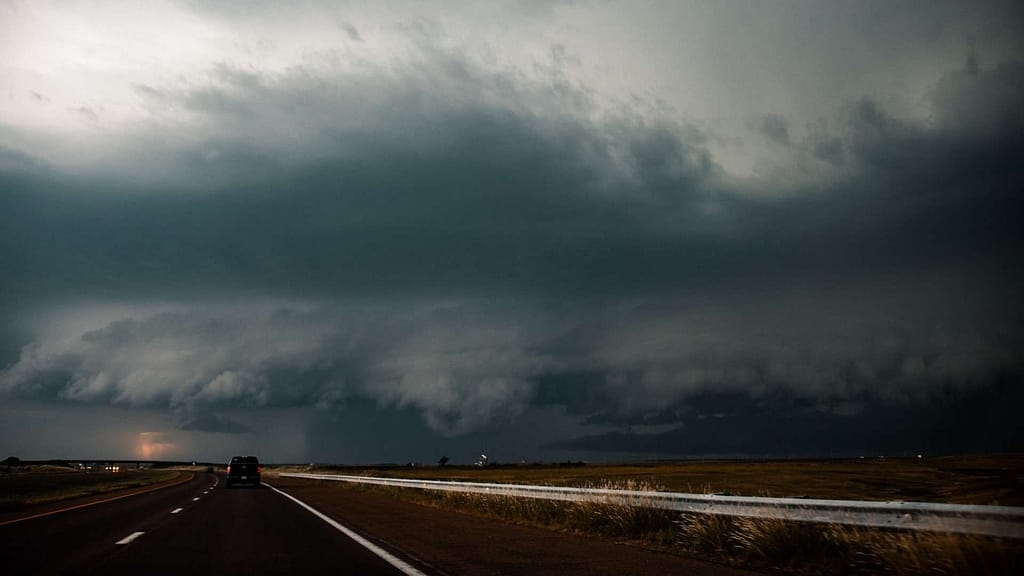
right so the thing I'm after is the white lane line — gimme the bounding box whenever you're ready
[116,531,145,545]
[263,482,427,576]
[192,497,200,501]
[203,491,209,495]
[171,507,183,514]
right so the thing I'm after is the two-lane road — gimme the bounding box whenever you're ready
[1,472,421,576]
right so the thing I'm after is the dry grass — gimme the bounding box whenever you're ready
[0,468,181,512]
[294,454,1024,506]
[676,514,1023,575]
[342,480,682,545]
[316,478,1023,575]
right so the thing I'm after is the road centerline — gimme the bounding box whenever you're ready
[170,507,183,514]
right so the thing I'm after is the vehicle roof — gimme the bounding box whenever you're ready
[230,456,260,463]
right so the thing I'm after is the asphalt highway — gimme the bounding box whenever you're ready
[0,472,421,576]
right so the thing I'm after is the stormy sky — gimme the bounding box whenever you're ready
[1,0,1022,464]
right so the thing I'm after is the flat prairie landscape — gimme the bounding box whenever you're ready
[292,454,1024,505]
[0,467,181,512]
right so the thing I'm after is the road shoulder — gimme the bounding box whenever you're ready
[268,475,761,576]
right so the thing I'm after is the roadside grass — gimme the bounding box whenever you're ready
[304,478,1023,575]
[289,454,1024,506]
[678,514,1023,575]
[0,468,181,512]
[327,480,683,546]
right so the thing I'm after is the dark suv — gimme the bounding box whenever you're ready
[225,455,261,488]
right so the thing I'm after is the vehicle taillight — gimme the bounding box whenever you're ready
[258,466,262,473]
[226,465,231,475]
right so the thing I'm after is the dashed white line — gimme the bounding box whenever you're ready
[171,507,183,514]
[263,482,427,576]
[116,531,145,545]
[192,497,200,501]
[203,491,209,495]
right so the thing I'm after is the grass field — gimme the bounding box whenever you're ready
[276,453,1024,506]
[269,455,1024,574]
[0,467,182,512]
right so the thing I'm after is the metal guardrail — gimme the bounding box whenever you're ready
[280,472,1024,539]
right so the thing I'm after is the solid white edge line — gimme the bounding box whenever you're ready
[170,507,183,514]
[263,482,427,576]
[115,531,145,545]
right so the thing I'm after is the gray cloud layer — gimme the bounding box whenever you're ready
[4,54,1020,297]
[1,4,1022,458]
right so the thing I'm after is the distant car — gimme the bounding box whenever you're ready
[225,456,261,488]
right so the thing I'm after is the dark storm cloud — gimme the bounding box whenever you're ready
[6,56,1019,302]
[932,58,1024,137]
[750,113,790,146]
[0,303,562,436]
[179,412,253,434]
[732,59,1024,279]
[550,379,1024,457]
[339,22,362,42]
[0,49,723,302]
[2,38,1023,454]
[811,135,844,165]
